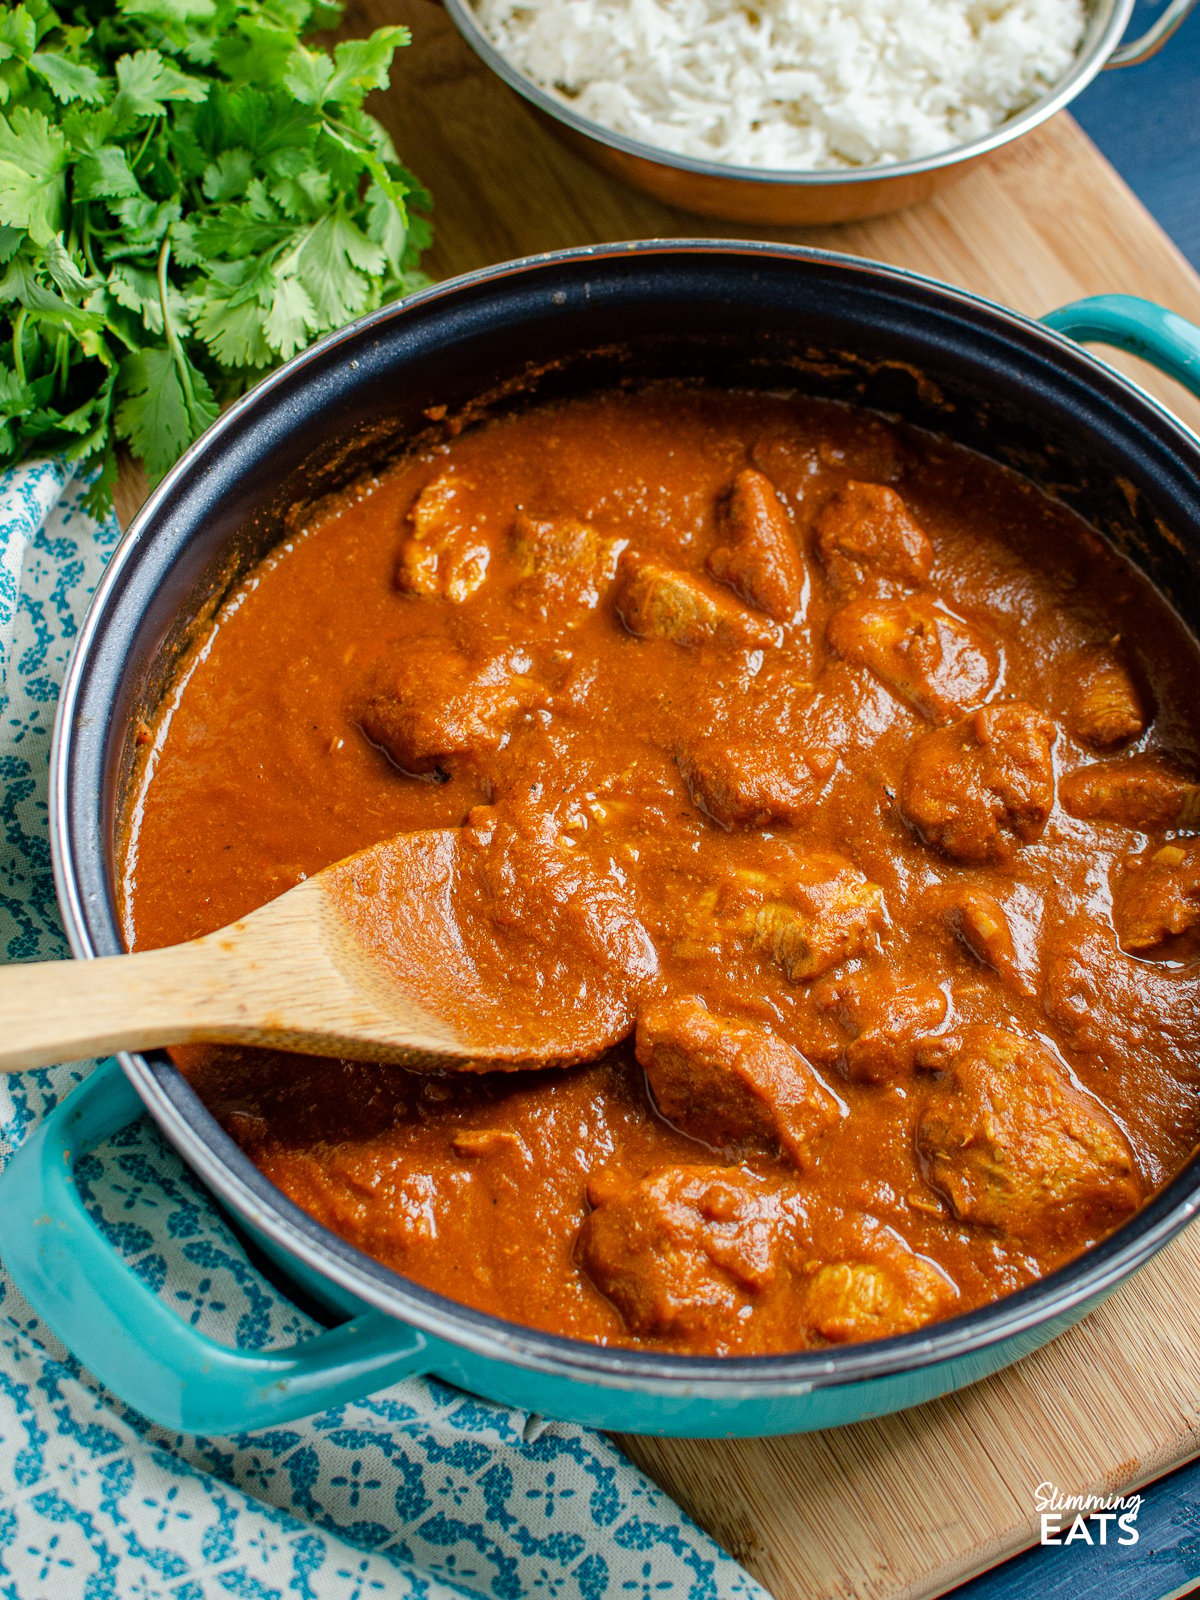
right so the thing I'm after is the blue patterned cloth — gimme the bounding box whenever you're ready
[0,460,768,1600]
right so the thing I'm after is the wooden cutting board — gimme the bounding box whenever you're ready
[116,5,1200,1595]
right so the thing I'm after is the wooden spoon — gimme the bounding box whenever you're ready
[0,825,652,1074]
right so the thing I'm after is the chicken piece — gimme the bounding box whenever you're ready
[1112,841,1200,952]
[615,553,776,649]
[706,468,806,622]
[942,885,1031,995]
[451,1128,529,1160]
[1041,920,1200,1142]
[814,480,934,596]
[635,997,842,1167]
[827,594,997,722]
[671,854,886,977]
[1059,755,1200,832]
[812,968,949,1084]
[915,1027,1142,1242]
[748,853,888,982]
[510,509,600,578]
[801,1260,946,1342]
[509,510,622,618]
[677,738,835,830]
[900,702,1057,863]
[1066,643,1148,749]
[357,639,540,773]
[396,471,491,603]
[801,1224,955,1343]
[578,1165,789,1336]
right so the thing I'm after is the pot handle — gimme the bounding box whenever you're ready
[1042,294,1200,399]
[1105,0,1197,69]
[0,1059,431,1434]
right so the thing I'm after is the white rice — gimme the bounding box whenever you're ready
[472,0,1087,171]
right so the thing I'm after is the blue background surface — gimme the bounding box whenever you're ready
[1072,1,1200,268]
[952,7,1198,1598]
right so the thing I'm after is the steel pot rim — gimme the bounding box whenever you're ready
[49,237,1200,1398]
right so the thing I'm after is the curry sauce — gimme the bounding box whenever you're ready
[121,386,1200,1356]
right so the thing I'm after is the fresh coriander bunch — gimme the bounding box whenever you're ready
[0,0,431,512]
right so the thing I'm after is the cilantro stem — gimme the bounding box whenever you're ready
[81,213,99,278]
[157,233,198,420]
[12,309,27,388]
[54,334,69,401]
[129,119,158,173]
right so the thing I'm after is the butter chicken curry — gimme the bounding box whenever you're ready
[121,385,1200,1356]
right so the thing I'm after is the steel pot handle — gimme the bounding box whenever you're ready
[1041,294,1200,398]
[1106,0,1197,68]
[0,1059,431,1433]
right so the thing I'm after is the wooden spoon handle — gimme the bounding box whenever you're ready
[0,941,230,1073]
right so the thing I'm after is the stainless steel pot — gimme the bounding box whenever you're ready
[442,0,1198,223]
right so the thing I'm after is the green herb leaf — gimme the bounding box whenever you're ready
[29,50,106,104]
[115,343,217,481]
[0,106,67,243]
[262,271,316,360]
[201,146,252,202]
[0,0,430,508]
[73,144,141,199]
[120,0,218,23]
[111,48,208,123]
[0,8,38,66]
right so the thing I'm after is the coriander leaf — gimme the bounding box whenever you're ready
[262,271,316,360]
[120,0,218,22]
[243,175,275,220]
[335,209,385,276]
[114,343,216,480]
[190,200,290,260]
[107,194,181,256]
[30,51,106,105]
[205,85,315,159]
[108,261,190,337]
[41,388,103,435]
[323,29,408,105]
[60,104,116,155]
[0,106,66,244]
[169,217,201,266]
[74,144,142,199]
[42,233,92,295]
[365,179,406,269]
[0,8,37,66]
[201,146,252,203]
[82,443,118,519]
[111,48,207,123]
[0,256,109,372]
[0,363,30,426]
[268,151,330,218]
[190,258,274,366]
[193,293,271,366]
[296,207,376,325]
[212,19,297,89]
[281,46,332,108]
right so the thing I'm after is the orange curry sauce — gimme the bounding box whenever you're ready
[121,386,1200,1356]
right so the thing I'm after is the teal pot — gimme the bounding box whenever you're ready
[5,243,1200,1438]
